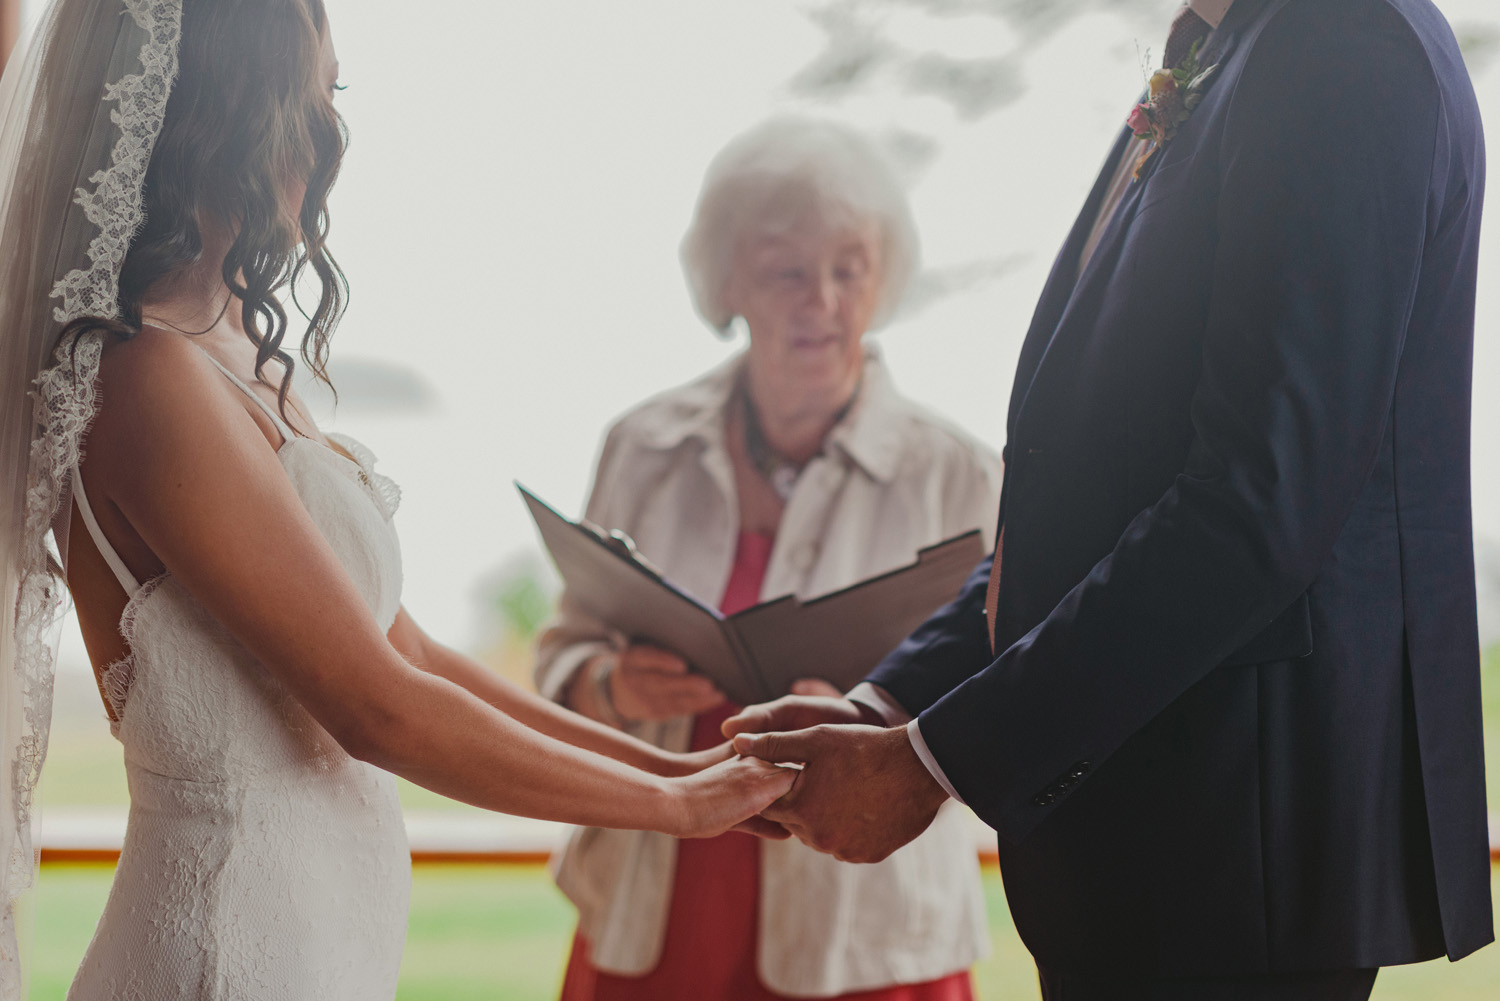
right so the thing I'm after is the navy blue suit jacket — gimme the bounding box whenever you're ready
[869,0,1492,976]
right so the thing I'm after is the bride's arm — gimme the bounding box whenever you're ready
[386,610,727,777]
[84,334,792,837]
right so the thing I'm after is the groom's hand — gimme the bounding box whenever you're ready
[732,724,948,863]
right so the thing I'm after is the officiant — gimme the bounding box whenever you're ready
[534,116,1001,1001]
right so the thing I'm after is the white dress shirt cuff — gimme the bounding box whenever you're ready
[906,718,966,806]
[845,682,913,725]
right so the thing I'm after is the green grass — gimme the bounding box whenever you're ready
[28,863,111,1001]
[27,863,1500,1001]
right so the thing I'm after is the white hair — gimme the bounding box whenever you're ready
[680,116,921,335]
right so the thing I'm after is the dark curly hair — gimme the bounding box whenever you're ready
[62,0,348,416]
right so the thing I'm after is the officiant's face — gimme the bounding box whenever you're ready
[728,210,883,401]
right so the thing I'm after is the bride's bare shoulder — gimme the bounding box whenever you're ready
[90,328,253,451]
[96,324,204,383]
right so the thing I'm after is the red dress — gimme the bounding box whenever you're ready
[559,532,975,1001]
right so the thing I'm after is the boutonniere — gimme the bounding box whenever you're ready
[1126,40,1219,179]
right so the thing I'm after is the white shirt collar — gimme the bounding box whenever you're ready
[1189,0,1234,29]
[635,344,909,484]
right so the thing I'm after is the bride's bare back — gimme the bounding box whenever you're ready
[68,322,325,705]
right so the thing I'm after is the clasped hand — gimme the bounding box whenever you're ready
[717,692,950,863]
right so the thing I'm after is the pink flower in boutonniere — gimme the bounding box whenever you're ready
[1127,39,1220,179]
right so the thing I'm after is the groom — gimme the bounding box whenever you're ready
[727,0,1493,997]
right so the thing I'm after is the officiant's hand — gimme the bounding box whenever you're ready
[574,645,726,724]
[731,724,948,863]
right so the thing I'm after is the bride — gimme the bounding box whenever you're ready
[0,1,794,998]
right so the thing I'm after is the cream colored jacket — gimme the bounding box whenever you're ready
[535,349,1000,998]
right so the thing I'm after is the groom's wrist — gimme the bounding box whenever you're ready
[847,683,963,805]
[884,725,953,818]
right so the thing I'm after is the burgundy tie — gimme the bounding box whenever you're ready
[1163,4,1213,69]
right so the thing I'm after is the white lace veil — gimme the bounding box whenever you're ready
[0,0,181,993]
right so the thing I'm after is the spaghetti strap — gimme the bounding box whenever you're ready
[67,348,294,601]
[196,350,296,443]
[71,465,141,597]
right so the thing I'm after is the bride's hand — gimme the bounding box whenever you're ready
[650,740,736,777]
[665,755,798,840]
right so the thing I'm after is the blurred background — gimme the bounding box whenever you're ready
[13,0,1500,998]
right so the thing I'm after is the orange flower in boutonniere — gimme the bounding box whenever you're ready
[1127,39,1220,179]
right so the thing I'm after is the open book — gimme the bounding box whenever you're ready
[520,484,986,706]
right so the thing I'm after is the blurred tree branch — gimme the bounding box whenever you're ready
[786,1,1167,309]
[791,0,1167,117]
[794,2,1500,117]
[788,1,1498,314]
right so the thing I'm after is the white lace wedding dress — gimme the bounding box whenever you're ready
[65,354,411,1001]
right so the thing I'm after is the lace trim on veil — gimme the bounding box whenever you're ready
[8,0,182,895]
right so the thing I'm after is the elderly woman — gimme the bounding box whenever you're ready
[537,117,1001,1001]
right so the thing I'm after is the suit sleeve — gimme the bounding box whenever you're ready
[904,5,1445,842]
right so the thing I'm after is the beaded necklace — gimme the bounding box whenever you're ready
[740,376,861,502]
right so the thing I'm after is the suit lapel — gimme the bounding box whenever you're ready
[1005,1,1269,438]
[1005,124,1136,437]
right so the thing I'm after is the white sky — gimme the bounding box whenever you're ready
[27,0,1500,664]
